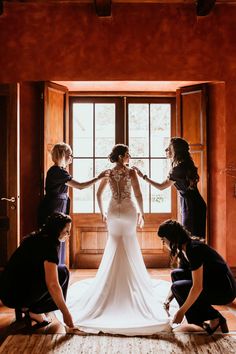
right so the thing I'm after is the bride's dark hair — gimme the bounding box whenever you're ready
[108,144,129,163]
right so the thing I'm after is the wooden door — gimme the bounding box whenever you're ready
[43,82,68,179]
[42,81,69,262]
[0,84,20,267]
[176,84,208,236]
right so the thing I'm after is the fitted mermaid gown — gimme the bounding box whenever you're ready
[55,168,175,335]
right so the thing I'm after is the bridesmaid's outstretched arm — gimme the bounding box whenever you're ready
[67,170,109,190]
[132,167,174,191]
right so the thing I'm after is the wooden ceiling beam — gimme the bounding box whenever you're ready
[94,0,112,16]
[196,0,216,16]
[2,0,236,4]
[0,0,4,15]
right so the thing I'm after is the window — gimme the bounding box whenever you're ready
[70,96,175,214]
[127,100,172,213]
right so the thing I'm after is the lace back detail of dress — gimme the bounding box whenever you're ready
[109,168,132,203]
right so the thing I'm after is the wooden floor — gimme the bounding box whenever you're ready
[1,269,236,351]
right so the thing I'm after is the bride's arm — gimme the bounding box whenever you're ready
[130,169,144,226]
[96,178,109,222]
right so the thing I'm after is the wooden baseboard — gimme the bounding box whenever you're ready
[72,253,170,269]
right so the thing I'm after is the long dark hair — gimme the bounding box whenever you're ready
[157,219,194,261]
[170,137,199,189]
[108,144,128,163]
[25,212,72,245]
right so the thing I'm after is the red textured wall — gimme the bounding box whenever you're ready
[1,3,236,266]
[0,3,236,82]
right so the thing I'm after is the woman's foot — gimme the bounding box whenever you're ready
[28,312,49,323]
[209,317,220,329]
[202,314,229,335]
[24,311,51,329]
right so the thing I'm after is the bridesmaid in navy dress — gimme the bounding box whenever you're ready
[0,213,74,329]
[158,220,236,334]
[38,142,108,264]
[133,137,206,238]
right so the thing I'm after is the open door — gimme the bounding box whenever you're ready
[42,82,69,262]
[176,84,208,237]
[43,82,69,179]
[0,84,20,267]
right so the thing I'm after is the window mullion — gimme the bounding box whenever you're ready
[93,103,95,213]
[149,103,151,213]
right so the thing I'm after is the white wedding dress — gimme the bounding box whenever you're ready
[55,168,176,335]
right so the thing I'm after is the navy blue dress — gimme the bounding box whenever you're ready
[38,166,72,263]
[168,162,207,238]
[0,234,69,313]
[171,241,236,325]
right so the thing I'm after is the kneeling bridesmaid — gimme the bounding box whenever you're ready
[157,220,236,334]
[0,212,74,329]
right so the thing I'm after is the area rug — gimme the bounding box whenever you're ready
[1,333,236,354]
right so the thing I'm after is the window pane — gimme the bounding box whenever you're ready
[94,159,113,212]
[131,158,149,213]
[128,104,149,157]
[150,104,171,157]
[73,103,93,157]
[73,159,93,213]
[151,159,171,212]
[95,104,115,157]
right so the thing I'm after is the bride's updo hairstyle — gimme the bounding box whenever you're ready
[108,144,129,163]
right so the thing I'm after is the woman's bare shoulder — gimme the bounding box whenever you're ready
[129,168,136,177]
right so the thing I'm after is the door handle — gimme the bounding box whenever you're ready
[1,197,16,203]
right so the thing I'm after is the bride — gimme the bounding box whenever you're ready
[55,144,174,335]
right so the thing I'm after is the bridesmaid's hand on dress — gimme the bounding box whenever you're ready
[63,310,74,328]
[132,166,144,179]
[97,169,111,180]
[163,301,170,317]
[172,308,185,325]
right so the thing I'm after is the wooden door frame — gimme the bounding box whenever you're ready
[68,95,177,268]
[0,83,20,264]
[176,84,208,239]
[41,81,69,263]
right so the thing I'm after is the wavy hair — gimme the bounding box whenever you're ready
[170,137,199,189]
[157,219,199,262]
[25,212,72,245]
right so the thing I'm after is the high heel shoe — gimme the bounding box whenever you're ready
[202,314,229,335]
[24,311,51,329]
[15,308,23,321]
